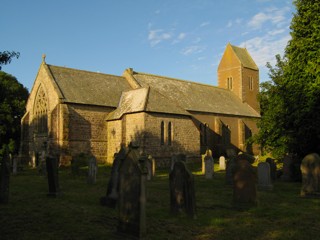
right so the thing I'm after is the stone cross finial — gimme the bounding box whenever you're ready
[42,54,46,63]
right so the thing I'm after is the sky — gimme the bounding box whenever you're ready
[1,0,295,92]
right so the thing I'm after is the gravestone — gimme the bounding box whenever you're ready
[169,160,196,218]
[87,156,98,184]
[225,156,237,185]
[38,149,47,176]
[46,156,59,197]
[266,158,277,181]
[146,155,155,180]
[117,143,147,239]
[201,148,212,174]
[300,153,320,198]
[233,159,257,208]
[171,153,186,170]
[281,153,295,182]
[101,146,126,208]
[0,147,10,204]
[219,156,226,171]
[226,148,237,158]
[257,162,273,190]
[204,154,214,179]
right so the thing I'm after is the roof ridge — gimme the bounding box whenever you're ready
[47,64,124,79]
[134,71,224,89]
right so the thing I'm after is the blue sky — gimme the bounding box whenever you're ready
[2,0,294,91]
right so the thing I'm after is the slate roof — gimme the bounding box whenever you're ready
[44,63,259,118]
[108,87,190,120]
[230,44,259,71]
[47,65,132,107]
[132,72,260,118]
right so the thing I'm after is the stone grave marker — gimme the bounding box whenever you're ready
[225,156,237,185]
[117,143,147,239]
[233,159,257,208]
[147,155,155,180]
[300,153,320,198]
[0,147,10,204]
[219,156,226,171]
[38,149,47,176]
[204,153,214,179]
[226,148,237,158]
[257,162,273,191]
[169,160,196,218]
[171,153,186,171]
[266,158,277,181]
[281,153,294,182]
[101,147,126,208]
[87,156,98,184]
[46,156,59,197]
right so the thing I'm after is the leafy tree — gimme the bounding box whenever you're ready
[255,0,320,158]
[0,71,29,155]
[0,51,20,70]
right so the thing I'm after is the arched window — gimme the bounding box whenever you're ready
[168,122,172,146]
[34,85,48,133]
[160,121,165,145]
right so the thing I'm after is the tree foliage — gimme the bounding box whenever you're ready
[0,51,20,70]
[255,0,320,158]
[0,71,29,154]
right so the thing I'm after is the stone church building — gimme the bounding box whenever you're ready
[20,43,260,165]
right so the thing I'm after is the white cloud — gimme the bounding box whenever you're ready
[247,6,290,29]
[200,22,210,27]
[240,34,291,68]
[148,29,172,47]
[181,45,206,56]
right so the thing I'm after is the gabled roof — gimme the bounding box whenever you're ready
[132,72,260,118]
[108,87,190,120]
[229,44,259,71]
[47,64,132,107]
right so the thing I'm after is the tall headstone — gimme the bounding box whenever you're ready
[39,149,47,176]
[219,156,226,171]
[87,156,98,184]
[300,153,320,198]
[233,159,257,208]
[201,148,212,174]
[225,156,237,185]
[0,147,10,204]
[266,158,277,181]
[101,146,126,208]
[169,160,196,218]
[146,155,156,180]
[204,154,214,179]
[117,144,147,239]
[281,153,295,182]
[257,162,273,190]
[46,156,59,197]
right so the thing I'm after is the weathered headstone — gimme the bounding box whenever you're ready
[219,156,226,171]
[202,148,212,174]
[146,155,155,180]
[171,153,186,170]
[0,147,10,204]
[266,158,277,181]
[225,156,237,185]
[257,162,273,190]
[300,153,320,198]
[87,156,98,184]
[169,160,196,218]
[204,154,214,179]
[101,147,126,208]
[46,156,59,197]
[281,153,295,182]
[233,159,257,208]
[117,144,147,239]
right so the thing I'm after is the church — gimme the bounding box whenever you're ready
[19,43,260,166]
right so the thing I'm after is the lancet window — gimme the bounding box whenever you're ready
[34,85,48,133]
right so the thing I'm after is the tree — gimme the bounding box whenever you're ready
[0,71,29,155]
[254,0,320,158]
[0,51,20,70]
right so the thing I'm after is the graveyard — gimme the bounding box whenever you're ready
[1,158,319,240]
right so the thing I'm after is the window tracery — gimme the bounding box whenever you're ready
[34,85,48,133]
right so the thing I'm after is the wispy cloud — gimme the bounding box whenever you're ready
[227,18,243,28]
[247,6,290,29]
[148,29,172,47]
[200,22,210,27]
[181,45,206,56]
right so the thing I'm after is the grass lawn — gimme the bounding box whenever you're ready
[1,162,319,240]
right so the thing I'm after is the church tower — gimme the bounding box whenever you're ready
[218,43,260,113]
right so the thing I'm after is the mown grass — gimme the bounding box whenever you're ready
[0,162,319,240]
